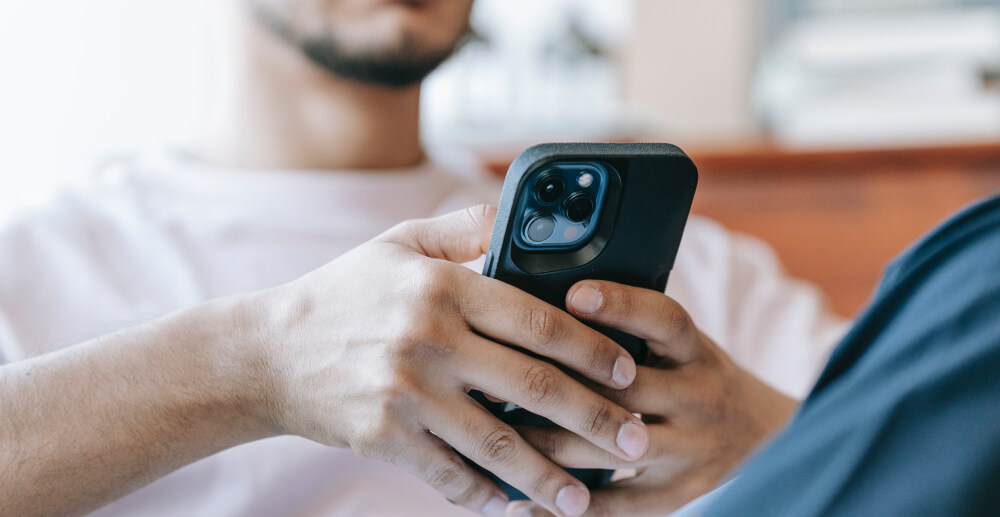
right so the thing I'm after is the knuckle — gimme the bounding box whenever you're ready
[520,363,561,405]
[391,318,429,350]
[427,457,468,490]
[464,204,490,226]
[371,372,424,419]
[608,286,635,320]
[528,465,560,498]
[414,337,459,362]
[386,220,415,239]
[382,377,420,409]
[523,428,562,462]
[686,373,726,422]
[536,431,563,460]
[523,305,559,347]
[396,219,420,235]
[453,477,487,506]
[666,300,692,336]
[415,263,455,303]
[392,317,456,363]
[353,420,403,460]
[478,427,519,464]
[585,338,614,373]
[584,402,616,435]
[610,382,638,407]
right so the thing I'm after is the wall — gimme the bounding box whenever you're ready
[622,0,762,139]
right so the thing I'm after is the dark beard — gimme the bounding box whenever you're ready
[252,4,461,88]
[299,30,455,88]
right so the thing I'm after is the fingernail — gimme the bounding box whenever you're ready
[556,485,590,516]
[482,495,508,517]
[612,355,636,387]
[617,421,649,459]
[570,286,603,314]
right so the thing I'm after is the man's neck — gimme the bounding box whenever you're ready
[199,7,424,171]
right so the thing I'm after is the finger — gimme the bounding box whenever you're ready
[519,424,679,470]
[382,204,497,263]
[462,277,638,390]
[396,432,510,516]
[511,481,694,517]
[566,281,701,364]
[518,426,633,470]
[506,500,553,517]
[426,398,593,517]
[458,335,649,461]
[587,365,688,415]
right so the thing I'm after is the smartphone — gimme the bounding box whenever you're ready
[470,142,698,499]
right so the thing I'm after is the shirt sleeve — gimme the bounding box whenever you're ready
[666,216,850,399]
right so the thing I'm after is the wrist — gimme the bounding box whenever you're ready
[173,293,284,440]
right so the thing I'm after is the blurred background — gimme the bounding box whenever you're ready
[1,0,999,316]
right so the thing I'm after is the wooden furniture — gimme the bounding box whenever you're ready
[479,141,1000,317]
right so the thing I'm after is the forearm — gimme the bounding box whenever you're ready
[0,296,276,517]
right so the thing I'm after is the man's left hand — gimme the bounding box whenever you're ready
[508,280,799,517]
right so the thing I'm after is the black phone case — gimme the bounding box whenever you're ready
[471,143,698,499]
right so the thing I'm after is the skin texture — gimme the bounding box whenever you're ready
[0,206,647,517]
[0,299,273,517]
[0,1,801,516]
[504,282,799,517]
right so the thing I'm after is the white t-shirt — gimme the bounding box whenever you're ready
[0,150,846,517]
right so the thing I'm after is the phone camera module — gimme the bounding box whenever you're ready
[535,175,565,204]
[525,214,556,243]
[565,194,596,223]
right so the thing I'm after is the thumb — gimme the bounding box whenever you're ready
[382,204,497,263]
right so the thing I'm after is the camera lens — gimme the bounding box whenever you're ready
[525,214,556,243]
[535,175,565,204]
[565,194,595,223]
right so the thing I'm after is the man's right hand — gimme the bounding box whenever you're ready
[241,205,649,517]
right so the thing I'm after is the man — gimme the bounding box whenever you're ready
[0,1,845,516]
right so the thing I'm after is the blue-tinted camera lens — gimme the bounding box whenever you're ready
[566,194,595,223]
[535,175,565,203]
[525,214,556,242]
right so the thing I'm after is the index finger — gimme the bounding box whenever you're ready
[566,281,702,364]
[460,276,637,390]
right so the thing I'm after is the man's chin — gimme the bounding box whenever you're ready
[386,0,439,10]
[299,35,453,88]
[249,0,466,88]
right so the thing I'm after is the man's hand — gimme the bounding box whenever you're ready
[509,281,798,517]
[244,207,648,517]
[0,206,645,517]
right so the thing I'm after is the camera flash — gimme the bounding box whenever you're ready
[577,172,594,188]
